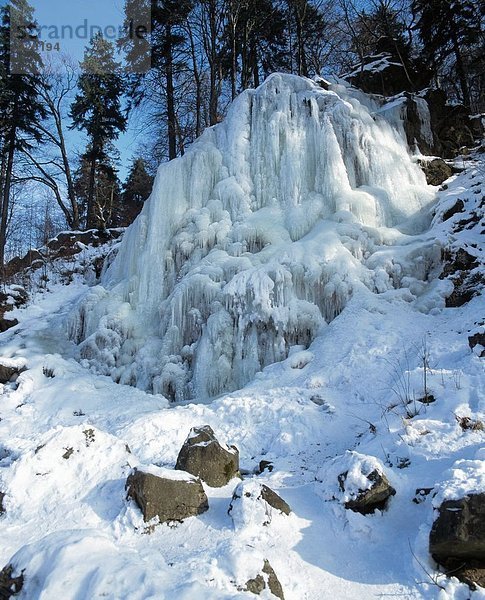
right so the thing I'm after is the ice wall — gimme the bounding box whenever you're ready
[69,73,435,401]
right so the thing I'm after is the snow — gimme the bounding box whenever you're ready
[0,75,484,599]
[69,73,435,402]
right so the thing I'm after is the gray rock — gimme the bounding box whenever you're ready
[418,158,453,186]
[126,467,209,523]
[430,493,485,589]
[0,491,4,514]
[340,469,396,514]
[175,425,239,487]
[245,560,284,599]
[430,494,485,561]
[0,565,23,599]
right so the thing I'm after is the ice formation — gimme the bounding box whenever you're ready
[69,73,436,401]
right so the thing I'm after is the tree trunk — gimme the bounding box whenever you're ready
[55,112,79,229]
[165,24,177,160]
[187,22,202,137]
[0,127,16,279]
[86,156,97,229]
[251,38,259,87]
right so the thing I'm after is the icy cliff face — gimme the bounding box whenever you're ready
[69,73,436,401]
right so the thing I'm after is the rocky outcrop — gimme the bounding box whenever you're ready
[344,53,431,98]
[424,89,476,158]
[340,469,395,514]
[418,158,453,186]
[440,248,483,307]
[0,565,23,599]
[430,493,485,588]
[229,481,291,529]
[175,425,239,487]
[4,229,123,280]
[126,467,209,523]
[244,560,284,599]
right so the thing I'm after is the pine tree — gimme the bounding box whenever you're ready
[70,34,127,229]
[120,157,154,226]
[412,0,481,108]
[0,0,46,276]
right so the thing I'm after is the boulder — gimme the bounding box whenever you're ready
[0,362,25,384]
[340,469,395,514]
[229,481,291,529]
[245,560,284,599]
[175,425,239,487]
[0,565,23,599]
[430,493,485,587]
[126,467,209,523]
[418,158,453,186]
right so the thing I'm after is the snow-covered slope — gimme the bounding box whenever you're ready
[68,73,436,401]
[0,151,483,599]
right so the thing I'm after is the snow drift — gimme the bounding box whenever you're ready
[69,73,436,401]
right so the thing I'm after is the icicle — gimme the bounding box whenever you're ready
[68,73,436,401]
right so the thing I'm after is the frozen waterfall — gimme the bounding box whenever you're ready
[69,73,436,401]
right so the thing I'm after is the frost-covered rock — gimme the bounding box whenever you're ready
[175,425,239,487]
[126,466,209,523]
[316,451,395,514]
[69,73,435,401]
[229,481,291,530]
[244,559,285,599]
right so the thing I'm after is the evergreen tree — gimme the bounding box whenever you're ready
[70,34,127,229]
[120,157,154,226]
[412,0,481,108]
[0,0,46,276]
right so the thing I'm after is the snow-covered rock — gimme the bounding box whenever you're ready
[125,466,209,523]
[175,425,240,487]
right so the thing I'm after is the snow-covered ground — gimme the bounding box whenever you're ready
[0,87,484,597]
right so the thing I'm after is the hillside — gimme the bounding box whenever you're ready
[0,75,484,599]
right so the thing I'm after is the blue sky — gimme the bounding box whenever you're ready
[5,0,146,180]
